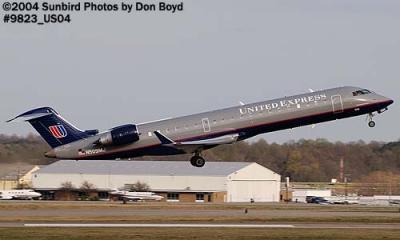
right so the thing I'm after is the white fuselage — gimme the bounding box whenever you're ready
[110,190,164,201]
[0,189,41,200]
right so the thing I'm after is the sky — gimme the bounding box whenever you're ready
[0,0,399,143]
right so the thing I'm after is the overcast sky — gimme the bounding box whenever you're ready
[1,0,399,143]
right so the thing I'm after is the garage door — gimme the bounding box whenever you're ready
[228,180,278,202]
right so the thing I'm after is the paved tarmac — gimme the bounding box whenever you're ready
[0,201,398,230]
[0,208,398,218]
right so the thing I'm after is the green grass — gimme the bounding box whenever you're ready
[0,215,399,224]
[0,201,398,212]
[0,228,399,240]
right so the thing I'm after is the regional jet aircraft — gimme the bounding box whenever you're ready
[7,86,393,167]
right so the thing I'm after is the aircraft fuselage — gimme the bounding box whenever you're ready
[48,86,393,161]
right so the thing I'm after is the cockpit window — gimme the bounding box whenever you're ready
[352,89,371,96]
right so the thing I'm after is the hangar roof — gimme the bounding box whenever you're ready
[36,160,252,176]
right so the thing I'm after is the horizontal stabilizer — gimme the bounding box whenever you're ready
[6,107,56,122]
[7,112,52,123]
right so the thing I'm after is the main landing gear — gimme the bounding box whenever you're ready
[190,153,205,168]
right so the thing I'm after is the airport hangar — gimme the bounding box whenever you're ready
[32,160,281,203]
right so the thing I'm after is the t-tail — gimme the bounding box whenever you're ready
[7,107,89,148]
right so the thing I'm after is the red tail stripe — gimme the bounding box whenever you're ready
[49,126,61,138]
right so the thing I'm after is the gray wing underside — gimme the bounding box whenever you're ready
[0,194,14,200]
[122,196,142,200]
[153,131,239,153]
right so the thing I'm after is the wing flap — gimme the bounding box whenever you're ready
[153,131,239,153]
[177,134,239,146]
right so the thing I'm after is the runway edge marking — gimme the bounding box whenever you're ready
[24,223,295,228]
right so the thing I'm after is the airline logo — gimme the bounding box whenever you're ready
[49,125,68,138]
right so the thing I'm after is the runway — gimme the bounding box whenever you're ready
[23,223,295,228]
[15,223,400,229]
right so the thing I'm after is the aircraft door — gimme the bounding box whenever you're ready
[331,95,344,113]
[202,118,211,132]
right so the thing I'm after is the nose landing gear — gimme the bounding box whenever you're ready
[368,121,376,128]
[367,113,375,128]
[190,153,205,167]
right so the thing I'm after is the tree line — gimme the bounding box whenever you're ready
[1,134,399,182]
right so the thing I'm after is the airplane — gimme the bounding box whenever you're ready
[109,189,164,201]
[0,189,42,200]
[7,86,393,167]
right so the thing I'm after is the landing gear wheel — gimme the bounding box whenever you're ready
[190,156,205,167]
[368,121,376,128]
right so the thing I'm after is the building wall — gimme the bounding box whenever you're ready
[45,190,227,203]
[54,191,79,201]
[227,163,281,202]
[19,166,40,187]
[212,192,226,203]
[32,162,281,203]
[0,180,18,190]
[0,165,40,190]
[32,173,228,192]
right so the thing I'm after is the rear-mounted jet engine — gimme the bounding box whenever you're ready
[97,124,139,146]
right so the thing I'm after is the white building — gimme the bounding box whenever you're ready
[32,160,281,202]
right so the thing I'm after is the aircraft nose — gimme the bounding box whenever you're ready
[381,96,394,106]
[375,95,394,109]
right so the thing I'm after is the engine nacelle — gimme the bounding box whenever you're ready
[98,124,139,146]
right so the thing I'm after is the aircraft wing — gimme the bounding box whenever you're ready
[153,131,239,153]
[122,196,143,200]
[0,195,14,200]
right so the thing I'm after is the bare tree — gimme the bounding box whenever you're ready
[78,181,97,200]
[59,181,75,201]
[128,181,150,192]
[60,181,75,190]
[80,181,96,192]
